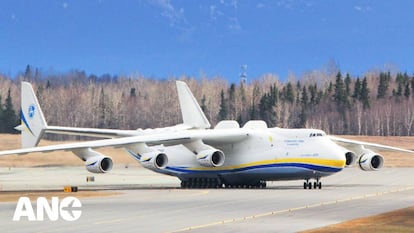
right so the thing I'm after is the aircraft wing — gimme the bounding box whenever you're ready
[329,136,414,154]
[44,126,140,138]
[0,130,249,156]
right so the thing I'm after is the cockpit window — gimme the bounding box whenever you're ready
[309,132,325,137]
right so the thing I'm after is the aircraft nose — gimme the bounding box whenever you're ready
[324,139,347,168]
[333,147,347,168]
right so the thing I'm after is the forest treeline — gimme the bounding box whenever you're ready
[1,65,414,137]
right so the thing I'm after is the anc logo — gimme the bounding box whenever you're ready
[28,105,36,119]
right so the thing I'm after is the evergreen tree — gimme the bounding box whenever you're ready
[130,88,136,97]
[200,95,207,113]
[295,81,301,104]
[396,73,404,97]
[218,90,228,121]
[334,72,347,108]
[352,78,362,100]
[269,84,278,105]
[34,68,41,81]
[404,83,410,98]
[296,81,301,90]
[228,83,236,119]
[285,82,294,103]
[297,86,308,128]
[46,80,51,89]
[259,93,270,120]
[301,86,308,107]
[411,77,414,94]
[3,89,18,133]
[360,77,370,109]
[24,64,32,81]
[344,73,351,96]
[397,82,403,97]
[308,84,317,105]
[377,72,390,99]
[258,89,277,127]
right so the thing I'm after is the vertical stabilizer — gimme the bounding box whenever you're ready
[19,82,48,148]
[176,81,211,129]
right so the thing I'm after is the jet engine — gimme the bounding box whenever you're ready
[85,155,113,173]
[73,148,113,174]
[140,152,168,170]
[345,151,357,167]
[358,151,384,171]
[196,149,225,167]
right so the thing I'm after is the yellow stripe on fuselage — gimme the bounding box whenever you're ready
[188,158,346,171]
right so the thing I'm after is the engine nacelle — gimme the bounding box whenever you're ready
[85,155,113,173]
[196,149,225,167]
[345,151,357,167]
[358,151,384,171]
[140,152,168,170]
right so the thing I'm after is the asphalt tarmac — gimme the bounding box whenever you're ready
[0,167,413,233]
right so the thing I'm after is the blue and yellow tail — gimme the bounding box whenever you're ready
[15,82,48,148]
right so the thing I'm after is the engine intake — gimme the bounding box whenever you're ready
[85,155,113,173]
[358,151,384,171]
[196,149,225,167]
[345,151,357,167]
[141,152,168,170]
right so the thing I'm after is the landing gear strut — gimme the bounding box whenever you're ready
[303,179,322,189]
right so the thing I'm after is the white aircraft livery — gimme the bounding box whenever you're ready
[1,81,413,189]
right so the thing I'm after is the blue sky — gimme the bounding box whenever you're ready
[1,0,414,82]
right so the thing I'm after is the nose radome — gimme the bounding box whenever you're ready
[323,138,347,165]
[332,146,347,168]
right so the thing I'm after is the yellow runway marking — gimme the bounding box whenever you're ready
[169,186,414,233]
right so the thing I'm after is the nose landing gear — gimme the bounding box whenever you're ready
[303,179,322,189]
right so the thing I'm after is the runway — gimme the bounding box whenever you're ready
[0,167,414,232]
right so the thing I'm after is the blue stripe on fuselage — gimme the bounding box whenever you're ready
[166,163,342,174]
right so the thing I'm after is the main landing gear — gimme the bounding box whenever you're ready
[224,180,266,189]
[180,178,267,189]
[181,178,222,188]
[303,179,322,189]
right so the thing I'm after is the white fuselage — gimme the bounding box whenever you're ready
[128,127,346,183]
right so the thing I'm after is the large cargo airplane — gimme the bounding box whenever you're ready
[0,81,413,189]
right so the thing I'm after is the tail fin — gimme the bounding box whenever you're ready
[17,82,48,148]
[176,81,211,129]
